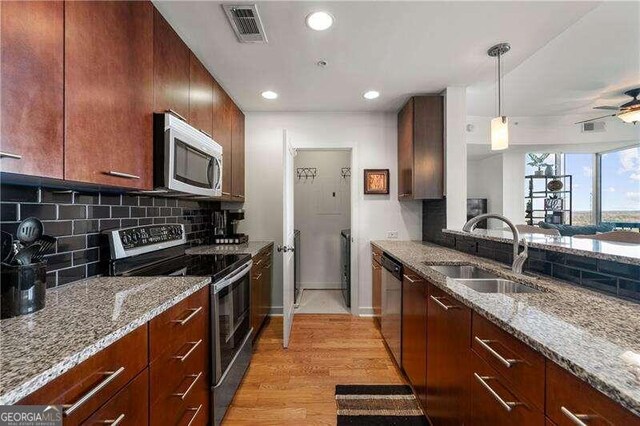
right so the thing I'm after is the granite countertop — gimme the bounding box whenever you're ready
[444,228,640,266]
[372,240,640,416]
[0,275,211,405]
[186,241,274,257]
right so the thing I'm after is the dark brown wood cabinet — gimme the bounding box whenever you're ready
[252,245,273,339]
[371,246,382,326]
[64,0,153,190]
[397,96,444,200]
[189,52,214,137]
[401,268,427,410]
[231,104,246,201]
[153,7,190,119]
[212,81,234,199]
[426,282,471,425]
[1,1,64,179]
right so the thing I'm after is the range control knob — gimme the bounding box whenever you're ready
[122,234,131,245]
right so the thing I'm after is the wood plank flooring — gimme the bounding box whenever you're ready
[223,315,405,425]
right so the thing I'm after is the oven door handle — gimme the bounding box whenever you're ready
[213,261,253,294]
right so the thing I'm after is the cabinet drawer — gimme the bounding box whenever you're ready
[149,286,209,362]
[546,361,639,426]
[468,350,544,426]
[150,365,209,426]
[472,312,545,410]
[19,325,148,426]
[81,368,148,426]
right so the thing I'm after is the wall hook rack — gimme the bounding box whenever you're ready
[296,167,318,181]
[341,167,351,179]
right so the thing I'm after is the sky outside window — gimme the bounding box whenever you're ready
[601,146,640,224]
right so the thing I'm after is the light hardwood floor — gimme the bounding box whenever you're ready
[223,315,405,425]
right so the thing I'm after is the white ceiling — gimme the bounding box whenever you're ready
[154,1,602,113]
[467,1,640,117]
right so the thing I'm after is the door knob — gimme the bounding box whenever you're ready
[277,245,295,253]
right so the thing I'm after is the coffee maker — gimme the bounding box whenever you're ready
[213,209,248,244]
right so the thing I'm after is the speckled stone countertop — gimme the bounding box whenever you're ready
[0,275,211,405]
[372,240,640,416]
[444,228,640,265]
[186,241,274,257]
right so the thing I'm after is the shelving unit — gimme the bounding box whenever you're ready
[525,174,573,225]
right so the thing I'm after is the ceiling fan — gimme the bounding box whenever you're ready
[575,88,640,125]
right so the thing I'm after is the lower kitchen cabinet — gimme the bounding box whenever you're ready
[252,245,273,339]
[426,282,472,425]
[401,267,427,410]
[372,246,382,326]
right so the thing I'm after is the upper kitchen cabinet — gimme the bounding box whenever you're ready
[64,1,153,190]
[0,1,64,179]
[397,96,444,200]
[189,52,214,137]
[153,7,190,120]
[212,79,233,199]
[231,104,245,201]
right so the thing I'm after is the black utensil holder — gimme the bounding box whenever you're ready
[1,261,47,319]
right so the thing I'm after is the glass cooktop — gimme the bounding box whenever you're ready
[126,253,251,282]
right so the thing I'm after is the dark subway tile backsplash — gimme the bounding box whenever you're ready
[0,184,219,288]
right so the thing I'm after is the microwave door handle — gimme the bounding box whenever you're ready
[207,157,214,188]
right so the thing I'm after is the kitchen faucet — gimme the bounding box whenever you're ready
[462,213,529,274]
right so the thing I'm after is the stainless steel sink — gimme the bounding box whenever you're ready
[428,265,500,280]
[457,279,541,294]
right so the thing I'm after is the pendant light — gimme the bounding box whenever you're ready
[488,43,511,150]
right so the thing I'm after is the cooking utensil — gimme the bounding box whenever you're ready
[1,231,13,263]
[32,235,56,261]
[13,243,41,266]
[16,217,44,245]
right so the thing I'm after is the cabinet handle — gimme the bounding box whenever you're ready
[173,339,203,362]
[234,194,245,198]
[63,366,125,416]
[171,306,203,326]
[102,413,125,425]
[173,372,203,400]
[263,263,271,269]
[166,109,187,122]
[0,151,22,160]
[372,264,381,270]
[106,171,140,180]
[474,337,520,368]
[403,274,422,284]
[254,273,263,280]
[222,192,231,196]
[561,406,596,425]
[429,295,459,310]
[185,404,203,426]
[399,193,412,197]
[474,373,523,412]
[255,259,263,266]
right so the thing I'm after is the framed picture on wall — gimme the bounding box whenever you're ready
[364,169,390,194]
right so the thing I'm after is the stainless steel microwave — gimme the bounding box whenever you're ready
[154,112,222,197]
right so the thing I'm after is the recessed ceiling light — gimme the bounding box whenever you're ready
[306,11,334,31]
[363,90,380,100]
[261,90,278,100]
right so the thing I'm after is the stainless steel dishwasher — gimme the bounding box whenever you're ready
[380,253,403,366]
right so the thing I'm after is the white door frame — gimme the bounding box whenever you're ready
[289,143,359,315]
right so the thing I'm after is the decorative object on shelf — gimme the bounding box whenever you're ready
[341,167,351,179]
[544,196,563,211]
[545,164,555,176]
[527,153,551,176]
[364,169,389,194]
[547,179,564,192]
[296,167,318,181]
[488,42,511,151]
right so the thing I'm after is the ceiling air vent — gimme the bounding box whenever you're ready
[223,4,267,43]
[581,121,606,133]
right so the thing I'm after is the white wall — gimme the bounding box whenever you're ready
[467,154,504,225]
[294,150,351,289]
[240,112,422,315]
[444,87,468,230]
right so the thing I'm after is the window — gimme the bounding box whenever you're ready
[599,146,640,228]
[564,153,594,225]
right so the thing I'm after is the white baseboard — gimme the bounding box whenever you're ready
[358,307,374,316]
[270,306,283,316]
[300,282,341,290]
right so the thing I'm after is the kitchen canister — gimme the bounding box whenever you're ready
[1,261,47,319]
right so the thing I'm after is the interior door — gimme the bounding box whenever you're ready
[282,130,296,348]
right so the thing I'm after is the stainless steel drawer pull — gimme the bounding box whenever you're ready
[186,404,203,426]
[254,259,263,266]
[474,373,523,412]
[173,372,202,400]
[474,337,520,368]
[429,295,459,311]
[63,366,125,416]
[171,306,203,326]
[107,171,140,180]
[102,413,125,425]
[173,339,203,362]
[254,273,263,280]
[372,264,381,270]
[0,152,22,160]
[560,406,596,425]
[222,192,231,196]
[403,274,421,284]
[234,194,245,198]
[264,263,272,269]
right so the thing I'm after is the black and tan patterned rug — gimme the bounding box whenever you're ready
[335,385,428,425]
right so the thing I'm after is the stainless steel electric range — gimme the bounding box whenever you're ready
[106,223,253,425]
